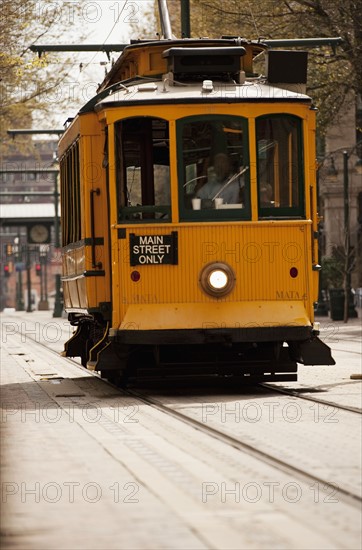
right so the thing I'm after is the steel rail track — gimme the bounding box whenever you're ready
[126,388,362,509]
[5,324,362,509]
[330,347,361,354]
[259,382,362,415]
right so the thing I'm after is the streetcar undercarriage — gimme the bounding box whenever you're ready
[63,314,335,385]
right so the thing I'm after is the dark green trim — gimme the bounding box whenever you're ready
[119,205,171,223]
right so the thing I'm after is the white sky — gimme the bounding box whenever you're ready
[78,0,151,43]
[33,1,155,122]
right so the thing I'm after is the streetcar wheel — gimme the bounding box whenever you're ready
[101,370,128,387]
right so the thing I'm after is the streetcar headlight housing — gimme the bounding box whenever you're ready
[199,262,236,297]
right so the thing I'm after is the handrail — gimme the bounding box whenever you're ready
[90,188,102,269]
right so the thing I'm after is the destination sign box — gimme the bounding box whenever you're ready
[129,232,178,266]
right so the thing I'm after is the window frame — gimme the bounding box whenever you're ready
[60,139,81,246]
[115,116,171,224]
[176,114,251,222]
[256,114,305,220]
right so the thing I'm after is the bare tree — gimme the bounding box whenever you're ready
[0,0,86,154]
[162,0,362,133]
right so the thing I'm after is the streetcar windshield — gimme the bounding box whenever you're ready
[177,115,250,221]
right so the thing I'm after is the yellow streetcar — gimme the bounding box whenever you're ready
[59,10,335,383]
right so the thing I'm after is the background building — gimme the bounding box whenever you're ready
[319,94,362,290]
[0,139,60,311]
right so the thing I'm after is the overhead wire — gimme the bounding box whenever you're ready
[30,0,132,90]
[76,0,131,77]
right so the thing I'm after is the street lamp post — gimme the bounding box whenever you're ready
[343,151,350,323]
[53,171,63,317]
[314,165,328,316]
[25,245,32,312]
[342,151,359,322]
[319,146,359,322]
[38,247,49,310]
[14,236,25,311]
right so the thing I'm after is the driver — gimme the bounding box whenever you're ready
[196,153,242,203]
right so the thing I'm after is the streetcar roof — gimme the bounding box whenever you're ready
[92,79,311,112]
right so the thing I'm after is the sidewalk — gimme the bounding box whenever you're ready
[1,309,73,354]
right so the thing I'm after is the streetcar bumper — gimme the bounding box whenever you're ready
[109,301,335,366]
[115,300,311,332]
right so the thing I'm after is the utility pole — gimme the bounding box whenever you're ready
[181,0,191,38]
[342,150,358,322]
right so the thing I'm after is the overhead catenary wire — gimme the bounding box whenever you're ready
[78,0,131,76]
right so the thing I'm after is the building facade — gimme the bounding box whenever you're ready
[319,94,362,289]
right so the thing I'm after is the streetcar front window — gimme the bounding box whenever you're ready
[177,115,250,221]
[115,117,171,223]
[256,115,304,218]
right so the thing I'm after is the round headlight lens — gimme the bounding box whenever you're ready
[209,269,228,290]
[200,262,235,297]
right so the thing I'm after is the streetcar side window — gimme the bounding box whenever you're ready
[60,140,81,245]
[115,117,170,223]
[177,115,250,221]
[256,115,304,218]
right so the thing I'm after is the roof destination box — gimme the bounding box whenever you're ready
[266,50,308,84]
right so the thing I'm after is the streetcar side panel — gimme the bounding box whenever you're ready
[59,113,111,318]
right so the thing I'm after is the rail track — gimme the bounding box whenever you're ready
[125,387,361,509]
[3,319,361,511]
[259,382,362,415]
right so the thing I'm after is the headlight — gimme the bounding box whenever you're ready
[209,269,228,290]
[199,262,236,297]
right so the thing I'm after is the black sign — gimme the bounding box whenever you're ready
[130,232,178,266]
